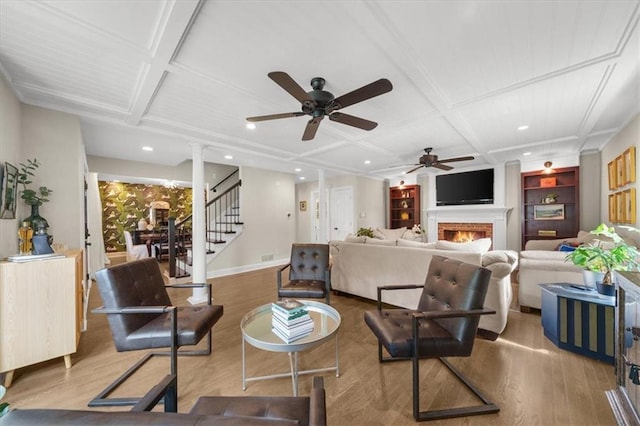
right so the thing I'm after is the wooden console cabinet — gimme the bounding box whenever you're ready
[0,249,83,387]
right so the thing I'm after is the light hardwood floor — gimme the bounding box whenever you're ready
[4,264,616,425]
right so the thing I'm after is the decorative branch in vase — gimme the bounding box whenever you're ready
[17,158,53,232]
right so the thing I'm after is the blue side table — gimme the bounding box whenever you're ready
[540,283,615,364]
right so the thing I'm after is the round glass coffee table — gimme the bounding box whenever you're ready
[241,300,341,396]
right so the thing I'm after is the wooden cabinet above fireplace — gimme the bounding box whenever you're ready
[390,184,420,229]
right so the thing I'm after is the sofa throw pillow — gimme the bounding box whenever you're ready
[345,235,366,243]
[375,227,407,240]
[435,238,492,254]
[365,238,397,246]
[401,229,421,241]
[397,239,437,249]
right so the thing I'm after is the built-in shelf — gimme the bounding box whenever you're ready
[521,166,580,250]
[390,184,420,229]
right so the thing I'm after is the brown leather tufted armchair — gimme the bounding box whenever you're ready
[364,255,498,421]
[90,258,224,411]
[277,243,331,304]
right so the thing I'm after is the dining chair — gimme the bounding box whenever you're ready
[124,230,149,262]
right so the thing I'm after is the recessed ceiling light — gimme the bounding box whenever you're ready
[246,122,256,130]
[295,168,302,172]
[299,176,306,180]
[142,146,153,151]
[364,160,371,165]
[224,155,233,160]
[523,152,532,156]
[517,125,529,131]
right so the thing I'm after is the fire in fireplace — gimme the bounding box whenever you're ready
[437,223,493,245]
[444,230,486,243]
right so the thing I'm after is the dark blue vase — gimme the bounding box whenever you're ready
[24,204,48,233]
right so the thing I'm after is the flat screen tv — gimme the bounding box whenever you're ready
[436,168,494,206]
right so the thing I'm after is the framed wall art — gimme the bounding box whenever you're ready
[624,146,636,185]
[533,203,565,220]
[609,194,617,223]
[608,160,617,190]
[299,200,307,212]
[624,188,636,224]
[616,192,624,224]
[617,155,626,188]
[0,162,19,219]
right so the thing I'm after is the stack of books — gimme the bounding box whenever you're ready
[271,299,314,343]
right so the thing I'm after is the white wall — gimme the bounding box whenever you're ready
[0,74,21,257]
[208,166,296,274]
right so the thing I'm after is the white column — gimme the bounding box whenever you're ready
[188,142,208,305]
[318,169,327,242]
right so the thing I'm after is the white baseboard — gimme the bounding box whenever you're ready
[206,257,289,279]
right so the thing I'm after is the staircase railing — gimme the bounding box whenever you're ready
[166,180,242,278]
[211,169,239,193]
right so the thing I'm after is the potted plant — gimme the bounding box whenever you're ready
[17,159,53,232]
[565,223,640,295]
[356,227,374,238]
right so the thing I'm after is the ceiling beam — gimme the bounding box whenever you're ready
[126,0,203,126]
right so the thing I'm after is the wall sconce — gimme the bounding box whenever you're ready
[543,161,554,174]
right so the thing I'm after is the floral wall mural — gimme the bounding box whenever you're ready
[99,181,193,252]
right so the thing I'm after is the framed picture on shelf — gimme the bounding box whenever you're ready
[624,147,636,184]
[616,192,625,223]
[608,160,617,190]
[533,203,564,220]
[617,155,626,188]
[624,189,636,224]
[609,194,617,223]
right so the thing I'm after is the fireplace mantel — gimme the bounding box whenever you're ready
[425,206,512,250]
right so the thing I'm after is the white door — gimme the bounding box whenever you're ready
[330,186,354,241]
[310,190,329,243]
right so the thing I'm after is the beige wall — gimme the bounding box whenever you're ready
[21,105,85,252]
[579,151,602,231]
[505,162,521,252]
[295,174,385,242]
[87,155,238,194]
[0,74,22,257]
[601,113,640,233]
[0,76,84,257]
[208,166,296,274]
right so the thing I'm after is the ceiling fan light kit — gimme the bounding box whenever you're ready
[246,71,393,140]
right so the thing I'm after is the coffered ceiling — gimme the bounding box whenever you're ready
[1,1,638,181]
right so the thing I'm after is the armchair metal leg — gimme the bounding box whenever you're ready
[88,331,212,410]
[412,357,499,421]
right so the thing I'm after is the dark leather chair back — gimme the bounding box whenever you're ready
[288,244,330,281]
[95,258,172,352]
[417,255,492,356]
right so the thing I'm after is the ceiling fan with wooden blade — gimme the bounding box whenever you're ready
[246,71,392,141]
[404,147,475,173]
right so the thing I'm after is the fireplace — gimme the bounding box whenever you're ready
[425,169,510,249]
[438,223,493,246]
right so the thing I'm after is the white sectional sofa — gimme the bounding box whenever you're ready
[329,237,518,338]
[518,229,640,310]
